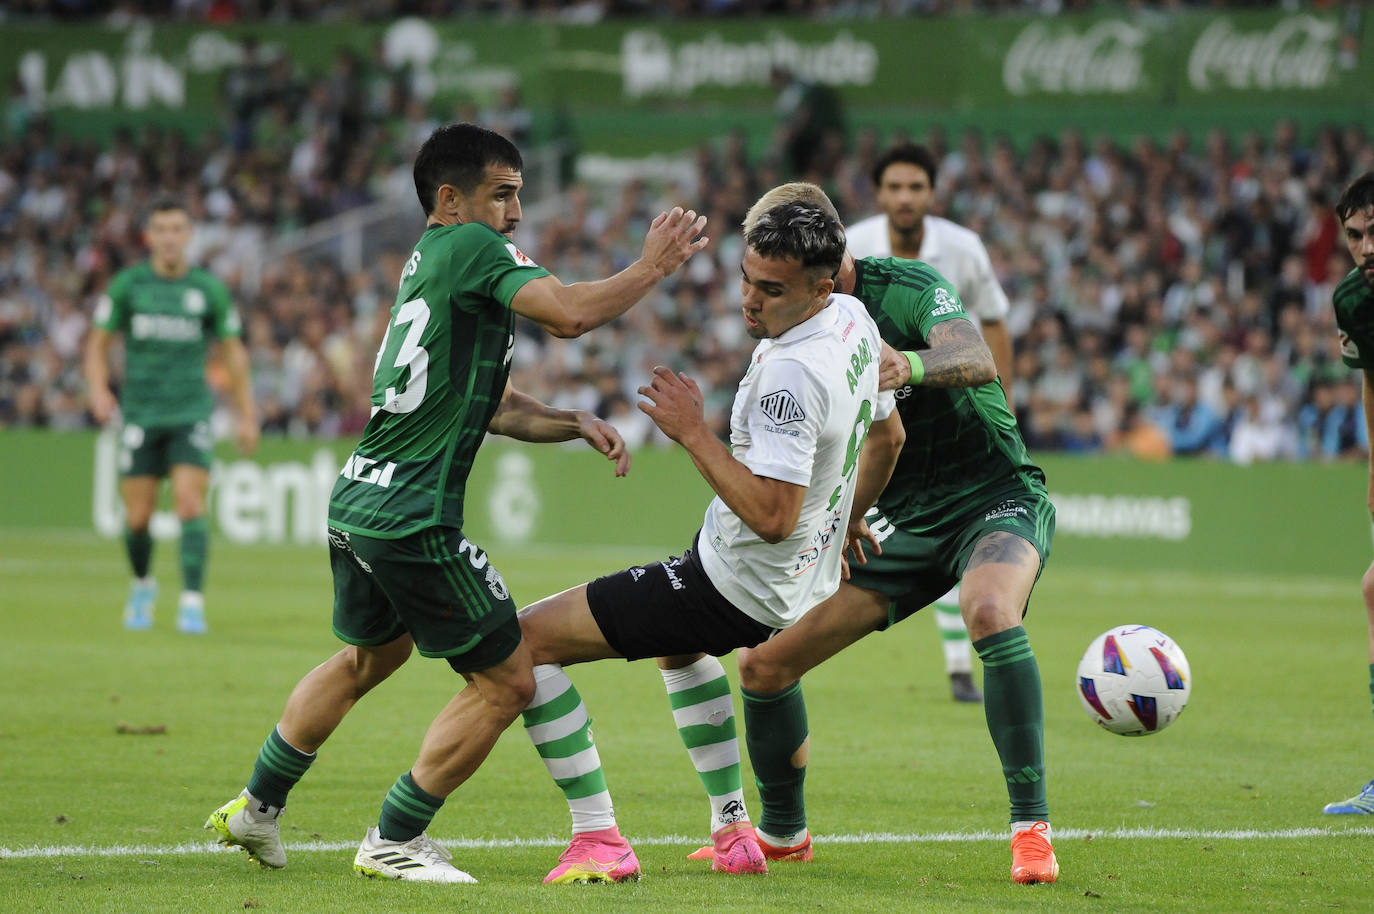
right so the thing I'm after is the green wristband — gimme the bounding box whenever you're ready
[903,350,925,385]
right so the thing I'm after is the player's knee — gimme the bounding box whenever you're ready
[962,594,1018,642]
[1361,566,1374,610]
[502,673,537,714]
[351,640,412,689]
[124,505,154,530]
[173,491,205,519]
[478,670,536,720]
[737,648,792,694]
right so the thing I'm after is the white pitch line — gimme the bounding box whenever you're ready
[4,826,1372,860]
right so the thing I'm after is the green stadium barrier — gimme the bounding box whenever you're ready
[2,428,1367,578]
[4,9,1369,151]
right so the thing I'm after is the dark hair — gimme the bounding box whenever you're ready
[744,202,846,282]
[413,123,523,215]
[870,142,939,189]
[1336,172,1374,224]
[145,198,188,223]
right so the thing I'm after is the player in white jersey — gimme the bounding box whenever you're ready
[846,142,1013,703]
[514,201,896,884]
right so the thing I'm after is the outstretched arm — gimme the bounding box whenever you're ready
[638,366,804,544]
[878,317,997,391]
[488,381,630,476]
[511,207,708,339]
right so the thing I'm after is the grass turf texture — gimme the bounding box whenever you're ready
[1,527,1370,913]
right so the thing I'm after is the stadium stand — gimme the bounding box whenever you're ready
[1,7,1369,466]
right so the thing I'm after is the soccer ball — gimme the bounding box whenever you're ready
[1076,625,1191,736]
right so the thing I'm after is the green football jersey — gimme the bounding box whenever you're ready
[328,222,550,538]
[1333,268,1374,369]
[852,256,1045,533]
[94,262,240,428]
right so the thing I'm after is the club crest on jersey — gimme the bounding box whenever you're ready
[485,565,509,601]
[759,389,805,425]
[505,243,539,268]
[183,288,206,315]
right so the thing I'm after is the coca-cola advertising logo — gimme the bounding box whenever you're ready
[1002,20,1147,96]
[1187,16,1337,92]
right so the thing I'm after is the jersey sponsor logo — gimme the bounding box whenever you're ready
[339,452,398,488]
[131,312,202,342]
[661,559,686,591]
[629,566,646,581]
[929,287,962,317]
[985,499,1029,522]
[1339,330,1360,361]
[759,389,805,425]
[840,319,854,341]
[505,243,540,268]
[790,546,820,577]
[182,288,206,315]
[763,424,800,437]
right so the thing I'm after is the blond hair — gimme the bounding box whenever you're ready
[742,182,842,235]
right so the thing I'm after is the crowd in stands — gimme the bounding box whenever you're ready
[1,34,1370,465]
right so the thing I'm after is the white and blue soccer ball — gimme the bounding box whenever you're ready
[1076,625,1191,737]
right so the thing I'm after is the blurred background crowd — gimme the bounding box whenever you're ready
[1,4,1369,467]
[0,0,1315,24]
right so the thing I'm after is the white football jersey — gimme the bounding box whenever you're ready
[845,213,1010,325]
[698,293,895,630]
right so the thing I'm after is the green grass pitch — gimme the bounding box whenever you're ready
[1,527,1371,913]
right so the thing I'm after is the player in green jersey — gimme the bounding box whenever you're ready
[682,183,1058,884]
[205,123,708,882]
[1324,172,1374,816]
[83,199,258,634]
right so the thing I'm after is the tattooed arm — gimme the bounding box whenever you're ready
[877,317,998,390]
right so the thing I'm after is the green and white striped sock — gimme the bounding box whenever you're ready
[523,663,616,834]
[933,586,973,674]
[661,655,748,833]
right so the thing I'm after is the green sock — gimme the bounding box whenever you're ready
[125,528,153,579]
[246,725,316,809]
[180,517,209,593]
[661,656,747,833]
[975,626,1048,823]
[378,771,445,843]
[742,681,809,839]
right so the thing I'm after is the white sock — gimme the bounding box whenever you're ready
[1011,820,1051,841]
[933,586,973,674]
